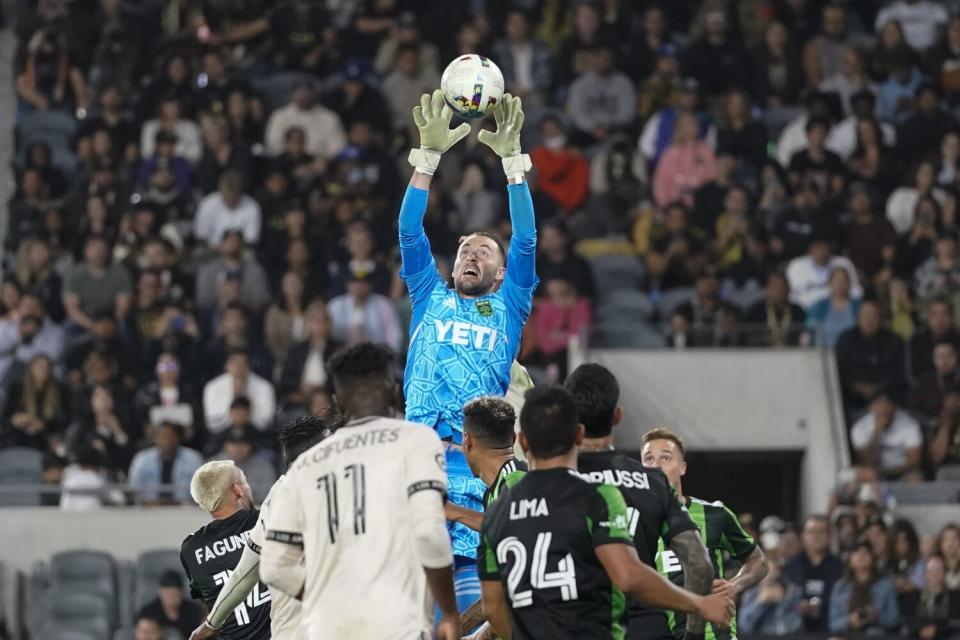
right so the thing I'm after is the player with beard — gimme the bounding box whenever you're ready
[478,386,735,639]
[187,413,343,640]
[180,462,270,639]
[565,364,716,640]
[260,343,461,640]
[642,428,768,640]
[400,90,538,615]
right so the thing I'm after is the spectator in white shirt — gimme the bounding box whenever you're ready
[851,389,923,481]
[140,95,203,164]
[203,350,276,434]
[876,1,948,52]
[787,237,863,311]
[328,270,403,352]
[193,171,262,247]
[60,445,124,511]
[265,80,347,161]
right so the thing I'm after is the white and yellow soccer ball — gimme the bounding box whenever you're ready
[440,54,505,120]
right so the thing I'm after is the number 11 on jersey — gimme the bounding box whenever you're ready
[318,463,367,543]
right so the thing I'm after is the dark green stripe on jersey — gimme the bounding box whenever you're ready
[656,497,756,640]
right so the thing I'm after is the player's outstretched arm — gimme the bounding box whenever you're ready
[189,543,262,639]
[480,580,513,640]
[668,529,716,635]
[400,90,470,290]
[478,94,537,291]
[596,544,734,628]
[444,501,484,532]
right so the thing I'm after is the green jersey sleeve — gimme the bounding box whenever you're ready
[478,532,501,581]
[589,484,633,547]
[719,504,757,561]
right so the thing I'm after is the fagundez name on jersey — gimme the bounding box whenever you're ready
[181,462,271,639]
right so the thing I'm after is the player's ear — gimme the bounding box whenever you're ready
[680,459,687,477]
[518,432,530,455]
[613,405,624,427]
[509,431,517,446]
[495,265,506,283]
[574,423,585,446]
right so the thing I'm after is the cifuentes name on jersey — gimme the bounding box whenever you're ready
[434,319,499,351]
[577,469,651,490]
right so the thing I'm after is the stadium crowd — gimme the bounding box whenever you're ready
[5,0,960,636]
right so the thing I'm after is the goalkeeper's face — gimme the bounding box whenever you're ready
[453,235,505,297]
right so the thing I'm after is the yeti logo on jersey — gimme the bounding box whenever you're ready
[435,319,499,350]
[510,497,549,520]
[658,549,683,574]
[476,300,493,317]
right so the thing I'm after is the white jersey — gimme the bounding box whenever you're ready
[264,417,447,640]
[248,475,303,640]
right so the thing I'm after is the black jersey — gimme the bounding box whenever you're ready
[482,458,528,508]
[478,468,633,640]
[180,509,272,639]
[578,451,697,639]
[656,497,757,640]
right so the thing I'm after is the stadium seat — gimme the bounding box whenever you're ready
[656,287,695,319]
[596,290,654,323]
[936,465,960,482]
[16,110,77,149]
[251,72,318,114]
[134,549,186,611]
[113,628,183,640]
[117,560,137,625]
[0,447,43,506]
[50,550,118,624]
[45,588,114,640]
[41,630,101,640]
[593,319,666,348]
[883,482,960,505]
[589,254,645,304]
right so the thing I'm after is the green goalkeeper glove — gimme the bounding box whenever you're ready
[409,89,471,175]
[477,93,531,181]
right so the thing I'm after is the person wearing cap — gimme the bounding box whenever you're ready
[138,128,191,192]
[374,10,439,77]
[900,84,958,166]
[566,41,636,146]
[140,93,203,164]
[137,569,205,639]
[639,75,715,168]
[265,79,346,160]
[195,228,271,312]
[324,59,393,139]
[327,267,403,352]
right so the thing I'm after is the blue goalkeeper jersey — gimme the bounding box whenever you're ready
[398,183,538,443]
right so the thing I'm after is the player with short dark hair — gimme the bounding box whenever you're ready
[479,386,734,639]
[188,413,342,640]
[566,364,716,640]
[260,342,462,640]
[642,428,768,640]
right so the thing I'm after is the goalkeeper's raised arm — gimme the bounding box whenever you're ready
[396,89,539,623]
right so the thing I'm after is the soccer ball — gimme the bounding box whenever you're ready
[440,54,505,120]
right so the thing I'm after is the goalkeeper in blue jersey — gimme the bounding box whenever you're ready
[398,90,538,618]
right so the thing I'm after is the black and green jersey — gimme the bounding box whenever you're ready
[479,468,633,640]
[578,451,697,640]
[656,497,757,640]
[483,458,528,508]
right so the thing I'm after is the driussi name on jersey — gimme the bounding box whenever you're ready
[577,469,651,490]
[435,320,499,351]
[193,531,252,565]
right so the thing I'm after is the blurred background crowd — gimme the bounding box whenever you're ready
[6,0,960,635]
